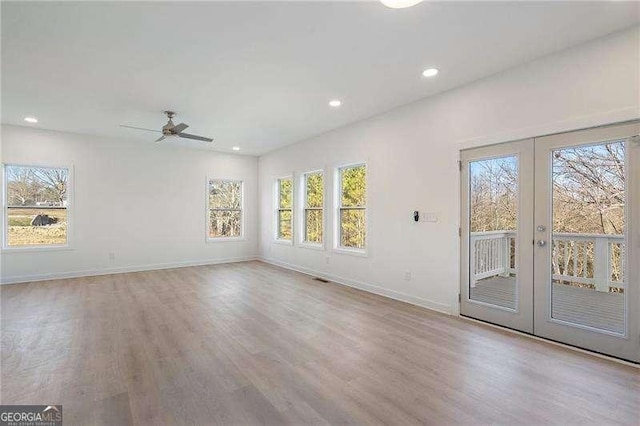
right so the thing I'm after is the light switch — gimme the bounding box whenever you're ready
[422,212,438,223]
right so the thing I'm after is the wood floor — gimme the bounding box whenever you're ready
[1,261,638,425]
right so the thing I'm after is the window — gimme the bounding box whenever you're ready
[3,164,70,248]
[337,164,366,250]
[302,171,324,245]
[276,177,293,241]
[207,179,243,240]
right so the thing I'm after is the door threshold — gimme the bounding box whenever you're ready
[459,314,639,368]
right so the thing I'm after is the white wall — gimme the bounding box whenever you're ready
[2,26,638,306]
[258,26,640,314]
[0,125,259,283]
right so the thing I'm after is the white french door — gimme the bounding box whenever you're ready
[460,122,640,363]
[459,139,535,333]
[533,123,639,362]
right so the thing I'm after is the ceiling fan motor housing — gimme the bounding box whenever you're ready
[162,121,175,134]
[163,111,177,134]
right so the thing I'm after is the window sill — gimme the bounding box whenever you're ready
[206,237,247,243]
[332,247,368,257]
[273,239,293,246]
[299,242,325,251]
[1,245,74,254]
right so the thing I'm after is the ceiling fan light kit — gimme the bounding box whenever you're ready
[120,110,214,144]
[380,0,424,9]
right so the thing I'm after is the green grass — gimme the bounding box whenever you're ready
[8,216,34,226]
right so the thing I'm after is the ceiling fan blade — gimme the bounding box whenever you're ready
[154,135,166,143]
[171,123,189,134]
[120,124,161,133]
[178,133,213,142]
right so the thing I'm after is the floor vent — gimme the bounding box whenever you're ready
[312,277,329,283]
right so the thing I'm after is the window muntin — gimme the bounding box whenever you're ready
[276,177,293,241]
[338,164,366,250]
[208,179,243,239]
[303,171,324,244]
[3,164,70,248]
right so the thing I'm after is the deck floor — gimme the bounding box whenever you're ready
[470,276,625,333]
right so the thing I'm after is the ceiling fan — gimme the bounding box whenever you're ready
[120,111,213,143]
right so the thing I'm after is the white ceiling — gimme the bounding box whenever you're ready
[2,1,639,155]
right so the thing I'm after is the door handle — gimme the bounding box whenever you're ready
[537,240,547,247]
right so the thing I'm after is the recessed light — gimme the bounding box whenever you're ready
[24,116,38,123]
[380,0,424,9]
[329,100,342,107]
[232,147,240,151]
[422,68,439,78]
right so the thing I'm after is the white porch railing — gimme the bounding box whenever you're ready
[552,233,624,292]
[470,231,625,292]
[470,231,516,286]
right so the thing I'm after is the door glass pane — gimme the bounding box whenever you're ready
[551,140,625,334]
[469,156,518,310]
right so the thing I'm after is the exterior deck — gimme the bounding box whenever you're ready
[470,276,625,333]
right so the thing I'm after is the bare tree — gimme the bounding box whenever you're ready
[6,167,37,205]
[208,180,242,237]
[470,141,626,291]
[33,168,68,205]
[553,143,624,235]
[469,157,518,233]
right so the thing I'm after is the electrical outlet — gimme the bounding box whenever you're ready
[325,256,330,264]
[404,271,412,281]
[109,252,115,261]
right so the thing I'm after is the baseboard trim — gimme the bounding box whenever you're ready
[0,255,259,285]
[259,256,453,315]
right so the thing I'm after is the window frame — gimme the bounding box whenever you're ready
[334,162,368,256]
[299,169,325,250]
[274,175,294,244]
[2,162,74,252]
[205,177,245,242]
